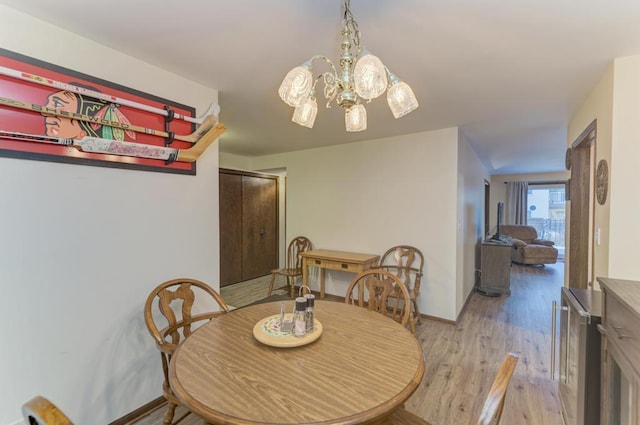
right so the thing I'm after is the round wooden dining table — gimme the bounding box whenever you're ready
[169,300,425,425]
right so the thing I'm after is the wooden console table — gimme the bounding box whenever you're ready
[301,249,380,298]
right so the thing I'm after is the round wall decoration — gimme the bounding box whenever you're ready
[565,147,572,170]
[596,159,608,205]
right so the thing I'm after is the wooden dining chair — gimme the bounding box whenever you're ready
[267,236,313,298]
[22,396,73,425]
[345,269,412,327]
[377,245,424,334]
[144,278,230,425]
[384,352,519,425]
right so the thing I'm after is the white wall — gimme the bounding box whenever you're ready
[567,56,640,285]
[219,152,252,171]
[456,133,491,314]
[250,128,462,321]
[0,7,220,425]
[568,62,614,285]
[609,57,640,280]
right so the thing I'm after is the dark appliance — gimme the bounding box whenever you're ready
[552,287,602,425]
[490,201,504,240]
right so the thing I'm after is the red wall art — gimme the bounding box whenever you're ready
[0,49,222,175]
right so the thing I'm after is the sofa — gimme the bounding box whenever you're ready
[500,224,558,265]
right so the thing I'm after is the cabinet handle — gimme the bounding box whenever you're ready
[551,301,557,380]
[315,260,321,265]
[341,263,348,269]
[550,301,568,380]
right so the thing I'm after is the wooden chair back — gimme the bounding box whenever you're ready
[378,245,424,295]
[287,236,313,271]
[144,278,229,425]
[268,236,313,297]
[22,396,73,425]
[378,245,424,333]
[384,352,519,425]
[476,352,519,425]
[345,269,412,327]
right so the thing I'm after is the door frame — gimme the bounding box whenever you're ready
[219,168,279,286]
[567,120,596,289]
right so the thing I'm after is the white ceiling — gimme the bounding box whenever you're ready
[3,0,640,174]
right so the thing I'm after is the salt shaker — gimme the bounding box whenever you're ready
[293,297,307,337]
[304,293,315,332]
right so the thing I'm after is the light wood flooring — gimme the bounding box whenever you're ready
[129,264,565,425]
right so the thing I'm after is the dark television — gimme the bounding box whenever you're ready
[491,201,505,240]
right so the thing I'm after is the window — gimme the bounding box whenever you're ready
[527,183,566,258]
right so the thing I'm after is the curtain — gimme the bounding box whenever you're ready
[506,181,528,224]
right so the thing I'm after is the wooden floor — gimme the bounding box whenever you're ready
[129,264,565,425]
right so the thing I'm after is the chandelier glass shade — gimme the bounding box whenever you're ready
[292,95,318,128]
[278,0,418,132]
[353,52,387,101]
[278,66,313,108]
[388,80,420,119]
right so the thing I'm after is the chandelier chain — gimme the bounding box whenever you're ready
[343,0,361,52]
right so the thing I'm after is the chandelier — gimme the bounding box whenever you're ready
[278,0,419,132]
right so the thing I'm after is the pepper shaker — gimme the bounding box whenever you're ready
[304,293,315,332]
[293,297,307,337]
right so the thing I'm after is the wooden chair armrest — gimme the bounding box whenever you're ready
[413,273,423,296]
[476,352,519,425]
[157,311,227,348]
[22,396,73,425]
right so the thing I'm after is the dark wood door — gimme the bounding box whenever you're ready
[219,169,278,286]
[241,175,278,280]
[219,172,243,285]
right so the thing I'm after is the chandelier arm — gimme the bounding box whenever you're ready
[308,74,324,102]
[322,74,338,109]
[384,66,401,86]
[306,55,341,107]
[383,66,393,86]
[308,55,339,77]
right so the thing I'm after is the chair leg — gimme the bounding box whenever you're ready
[409,313,416,335]
[267,273,277,297]
[163,402,177,425]
[289,276,295,298]
[409,298,421,335]
[412,298,421,325]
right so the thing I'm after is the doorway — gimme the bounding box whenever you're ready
[219,169,279,286]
